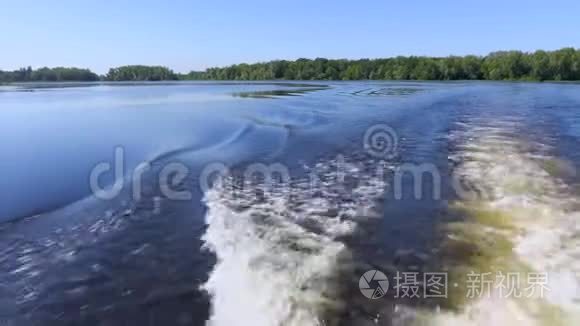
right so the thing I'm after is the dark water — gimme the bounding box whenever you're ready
[1,81,579,325]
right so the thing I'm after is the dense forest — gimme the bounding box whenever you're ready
[0,67,99,82]
[105,65,177,81]
[183,48,580,81]
[1,48,579,82]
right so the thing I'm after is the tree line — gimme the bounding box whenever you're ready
[183,48,580,81]
[0,65,177,83]
[2,48,579,82]
[105,65,178,81]
[0,67,99,82]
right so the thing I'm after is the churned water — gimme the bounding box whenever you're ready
[1,81,579,325]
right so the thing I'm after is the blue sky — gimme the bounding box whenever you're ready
[1,0,578,74]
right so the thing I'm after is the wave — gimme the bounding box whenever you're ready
[200,116,580,325]
[200,157,387,325]
[425,117,580,325]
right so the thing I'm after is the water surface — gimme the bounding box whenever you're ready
[1,81,579,325]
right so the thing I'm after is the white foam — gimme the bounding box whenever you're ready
[444,118,580,323]
[202,194,349,325]
[201,158,387,325]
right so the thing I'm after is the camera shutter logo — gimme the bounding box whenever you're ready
[359,269,389,299]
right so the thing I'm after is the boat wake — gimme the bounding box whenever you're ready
[426,117,580,325]
[200,116,580,325]
[201,157,388,325]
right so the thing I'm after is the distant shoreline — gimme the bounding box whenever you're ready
[3,80,580,88]
[1,47,579,83]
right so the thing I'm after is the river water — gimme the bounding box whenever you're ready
[0,81,579,325]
